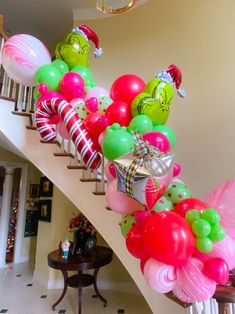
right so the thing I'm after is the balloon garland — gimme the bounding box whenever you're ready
[3,24,235,304]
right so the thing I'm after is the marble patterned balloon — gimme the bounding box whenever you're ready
[2,34,51,86]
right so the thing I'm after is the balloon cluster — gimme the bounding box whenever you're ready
[3,25,235,305]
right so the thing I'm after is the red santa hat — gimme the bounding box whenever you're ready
[72,24,103,57]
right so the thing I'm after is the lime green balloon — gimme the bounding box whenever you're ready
[102,123,134,161]
[128,115,153,135]
[152,196,173,212]
[201,208,220,225]
[153,125,176,149]
[55,32,89,68]
[33,87,41,101]
[131,78,174,125]
[209,225,225,242]
[196,237,213,253]
[71,66,96,92]
[192,219,211,237]
[52,59,69,75]
[164,182,192,205]
[185,210,201,225]
[120,214,135,237]
[35,64,62,91]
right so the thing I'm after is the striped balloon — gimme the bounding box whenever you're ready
[2,34,51,86]
[35,98,101,169]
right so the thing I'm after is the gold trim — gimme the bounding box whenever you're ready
[91,0,137,14]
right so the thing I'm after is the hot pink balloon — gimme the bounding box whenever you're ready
[176,257,216,302]
[104,162,116,184]
[85,97,98,112]
[143,258,177,293]
[173,162,181,177]
[2,34,51,86]
[142,132,170,153]
[60,72,85,101]
[85,86,109,100]
[205,179,235,228]
[203,257,229,285]
[135,210,150,227]
[106,179,144,214]
[37,83,65,104]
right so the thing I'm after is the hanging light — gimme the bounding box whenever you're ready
[90,0,138,14]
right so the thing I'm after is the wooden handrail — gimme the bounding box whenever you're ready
[0,14,9,40]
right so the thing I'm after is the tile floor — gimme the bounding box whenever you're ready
[0,262,152,314]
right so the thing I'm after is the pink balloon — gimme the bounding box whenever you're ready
[85,86,109,100]
[104,162,116,184]
[143,258,177,293]
[205,179,235,228]
[176,257,216,302]
[142,132,170,153]
[36,83,65,107]
[106,179,144,214]
[135,210,150,227]
[108,163,117,179]
[60,72,85,101]
[172,284,193,303]
[57,121,70,139]
[173,162,181,177]
[85,97,98,112]
[195,235,235,270]
[203,258,229,285]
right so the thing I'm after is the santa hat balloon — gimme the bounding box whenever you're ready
[72,25,103,58]
[156,64,186,98]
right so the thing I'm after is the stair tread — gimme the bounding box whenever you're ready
[67,165,86,170]
[0,95,17,103]
[80,178,101,182]
[93,192,106,196]
[26,125,37,130]
[53,152,74,158]
[40,139,60,145]
[12,111,31,117]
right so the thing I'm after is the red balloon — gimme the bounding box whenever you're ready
[174,198,207,217]
[142,132,170,153]
[203,257,229,285]
[143,211,195,266]
[126,224,148,259]
[140,254,150,274]
[60,72,85,101]
[110,74,145,105]
[105,101,132,126]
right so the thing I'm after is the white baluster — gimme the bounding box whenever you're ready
[22,86,28,111]
[1,71,6,95]
[16,85,23,111]
[6,77,11,97]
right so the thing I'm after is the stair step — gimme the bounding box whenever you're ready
[105,207,112,211]
[93,192,106,196]
[26,125,37,130]
[0,95,17,103]
[53,152,74,158]
[67,165,86,170]
[40,139,60,146]
[12,111,31,117]
[80,178,101,183]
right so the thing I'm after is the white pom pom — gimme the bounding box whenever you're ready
[94,48,103,58]
[177,87,186,98]
[156,70,173,84]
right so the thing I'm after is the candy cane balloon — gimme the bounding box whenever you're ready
[35,98,101,169]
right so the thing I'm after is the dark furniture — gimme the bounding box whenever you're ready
[47,245,113,314]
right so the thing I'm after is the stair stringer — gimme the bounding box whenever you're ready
[0,99,184,314]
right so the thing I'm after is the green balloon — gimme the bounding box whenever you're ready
[196,237,213,253]
[128,115,153,135]
[120,214,135,237]
[52,59,69,75]
[164,182,192,205]
[55,32,89,68]
[153,125,176,148]
[201,208,220,225]
[98,96,113,115]
[102,123,134,161]
[71,66,96,92]
[33,87,41,101]
[35,64,62,91]
[209,225,225,242]
[131,78,174,125]
[185,210,201,225]
[152,196,173,212]
[192,219,211,237]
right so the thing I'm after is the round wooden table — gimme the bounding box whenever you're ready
[48,245,113,314]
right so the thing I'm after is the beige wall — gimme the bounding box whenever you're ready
[77,0,235,199]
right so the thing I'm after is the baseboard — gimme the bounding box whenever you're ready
[13,255,29,264]
[33,270,141,295]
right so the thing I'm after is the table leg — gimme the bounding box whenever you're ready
[92,268,107,307]
[52,270,68,311]
[78,270,83,314]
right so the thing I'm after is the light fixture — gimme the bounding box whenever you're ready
[90,0,138,14]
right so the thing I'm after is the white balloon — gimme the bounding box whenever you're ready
[2,34,51,86]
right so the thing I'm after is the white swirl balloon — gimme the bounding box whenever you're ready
[143,258,176,293]
[2,34,51,86]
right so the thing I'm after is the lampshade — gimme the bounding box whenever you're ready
[90,0,137,14]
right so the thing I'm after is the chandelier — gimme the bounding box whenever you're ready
[90,0,138,14]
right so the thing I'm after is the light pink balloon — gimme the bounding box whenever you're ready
[106,179,144,214]
[2,34,51,86]
[205,179,235,228]
[143,258,177,293]
[176,257,216,302]
[195,235,235,270]
[57,121,70,139]
[85,86,109,100]
[172,284,193,303]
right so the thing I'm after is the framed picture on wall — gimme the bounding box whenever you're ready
[39,177,53,197]
[38,200,52,222]
[29,184,40,198]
